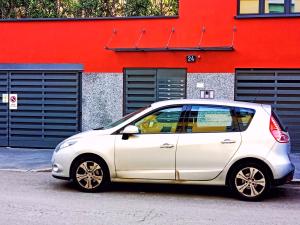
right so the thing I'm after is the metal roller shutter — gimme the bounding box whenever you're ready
[0,65,82,149]
[235,69,300,153]
[124,69,186,115]
[124,69,157,115]
[0,72,9,146]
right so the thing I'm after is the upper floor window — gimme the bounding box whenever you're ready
[291,0,300,12]
[0,0,179,19]
[240,0,260,14]
[238,0,300,16]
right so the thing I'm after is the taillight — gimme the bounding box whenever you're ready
[270,116,289,143]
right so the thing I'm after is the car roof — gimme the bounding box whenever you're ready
[150,99,265,109]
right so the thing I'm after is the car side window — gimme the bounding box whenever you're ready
[235,107,255,131]
[134,107,183,134]
[185,105,238,133]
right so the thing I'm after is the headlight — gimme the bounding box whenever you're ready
[55,139,78,152]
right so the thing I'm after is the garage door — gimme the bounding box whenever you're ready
[235,69,300,153]
[0,64,82,148]
[124,68,186,115]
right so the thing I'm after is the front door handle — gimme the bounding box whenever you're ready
[221,139,236,144]
[160,143,175,149]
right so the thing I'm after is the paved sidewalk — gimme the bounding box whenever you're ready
[0,147,299,180]
[290,153,300,181]
[0,147,53,171]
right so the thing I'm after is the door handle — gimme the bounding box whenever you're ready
[160,143,175,149]
[221,139,236,144]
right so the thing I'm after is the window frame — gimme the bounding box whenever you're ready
[115,104,257,135]
[116,104,188,135]
[181,104,240,134]
[235,107,256,132]
[236,0,300,18]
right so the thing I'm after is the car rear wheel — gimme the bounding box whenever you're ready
[229,163,271,201]
[71,156,109,192]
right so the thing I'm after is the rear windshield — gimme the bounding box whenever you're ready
[235,107,256,132]
[272,110,287,132]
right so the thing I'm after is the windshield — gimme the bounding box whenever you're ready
[94,107,148,130]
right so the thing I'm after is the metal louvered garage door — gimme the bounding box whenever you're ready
[124,69,186,115]
[235,69,300,153]
[0,64,82,148]
[0,72,9,146]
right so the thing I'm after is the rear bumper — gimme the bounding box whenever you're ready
[273,165,295,186]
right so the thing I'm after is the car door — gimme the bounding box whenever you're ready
[176,105,242,181]
[115,106,185,180]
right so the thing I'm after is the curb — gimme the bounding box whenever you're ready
[0,168,29,172]
[0,168,300,184]
[291,179,300,184]
[30,168,52,172]
[0,168,51,173]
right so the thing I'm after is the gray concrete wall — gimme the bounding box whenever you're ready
[82,73,123,131]
[187,73,235,100]
[81,72,235,131]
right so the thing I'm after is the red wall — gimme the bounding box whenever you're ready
[0,0,300,73]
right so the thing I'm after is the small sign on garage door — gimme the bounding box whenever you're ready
[9,94,18,110]
[2,94,8,103]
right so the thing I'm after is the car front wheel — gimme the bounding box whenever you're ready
[71,156,109,192]
[229,163,271,201]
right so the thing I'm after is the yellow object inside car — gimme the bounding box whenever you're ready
[135,113,179,134]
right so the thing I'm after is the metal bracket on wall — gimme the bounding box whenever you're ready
[104,28,117,50]
[197,26,206,48]
[166,27,175,48]
[231,25,237,47]
[135,29,146,48]
[105,26,236,52]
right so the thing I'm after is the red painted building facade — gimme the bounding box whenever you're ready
[1,0,300,71]
[0,0,300,151]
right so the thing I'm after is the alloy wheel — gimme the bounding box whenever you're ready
[235,167,266,198]
[75,161,103,190]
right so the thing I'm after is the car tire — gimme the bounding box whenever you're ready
[229,162,271,201]
[71,156,110,192]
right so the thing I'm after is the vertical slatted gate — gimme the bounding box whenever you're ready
[235,69,300,153]
[124,69,157,115]
[124,69,186,115]
[0,69,81,148]
[0,72,9,146]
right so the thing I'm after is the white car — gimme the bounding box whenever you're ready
[52,99,295,200]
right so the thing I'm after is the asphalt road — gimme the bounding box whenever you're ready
[1,171,300,225]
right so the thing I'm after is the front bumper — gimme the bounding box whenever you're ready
[52,174,70,180]
[51,147,75,179]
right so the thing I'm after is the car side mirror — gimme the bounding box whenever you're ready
[121,125,139,140]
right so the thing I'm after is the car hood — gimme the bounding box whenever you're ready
[66,129,112,141]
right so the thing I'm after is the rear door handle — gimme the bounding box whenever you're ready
[160,143,175,149]
[221,139,236,144]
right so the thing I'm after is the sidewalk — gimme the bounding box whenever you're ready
[0,147,53,171]
[0,147,299,180]
[290,153,300,181]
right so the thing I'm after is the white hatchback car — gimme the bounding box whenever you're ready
[52,99,295,200]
